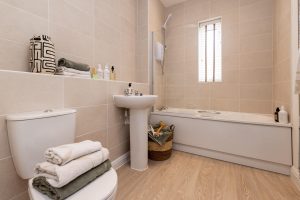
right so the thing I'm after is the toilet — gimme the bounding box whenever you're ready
[6,109,118,200]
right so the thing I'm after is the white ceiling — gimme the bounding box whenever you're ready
[160,0,188,7]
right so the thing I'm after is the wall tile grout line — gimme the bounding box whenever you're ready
[0,1,49,20]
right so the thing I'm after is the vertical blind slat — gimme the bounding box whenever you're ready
[198,18,222,82]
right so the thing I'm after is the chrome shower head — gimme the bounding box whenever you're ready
[162,13,172,30]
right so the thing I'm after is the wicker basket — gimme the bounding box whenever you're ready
[148,133,173,161]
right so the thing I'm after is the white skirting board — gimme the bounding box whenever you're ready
[173,143,291,175]
[111,152,130,170]
[291,166,300,190]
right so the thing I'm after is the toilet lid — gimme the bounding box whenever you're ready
[28,168,118,200]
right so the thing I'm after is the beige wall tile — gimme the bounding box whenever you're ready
[49,0,93,36]
[64,0,94,14]
[0,39,29,72]
[240,84,272,101]
[184,98,210,109]
[108,81,128,103]
[0,0,48,19]
[108,124,130,149]
[184,0,210,24]
[211,84,239,99]
[108,104,126,128]
[239,0,273,23]
[64,77,108,107]
[109,140,130,161]
[240,100,272,114]
[166,98,185,108]
[239,17,273,37]
[222,69,239,83]
[239,68,272,84]
[211,0,239,14]
[0,71,64,115]
[0,2,48,45]
[75,129,107,147]
[166,73,185,86]
[75,106,107,137]
[0,116,10,159]
[240,34,273,53]
[0,158,27,200]
[49,23,93,63]
[274,59,291,82]
[165,86,185,99]
[165,61,185,74]
[211,98,239,112]
[240,51,273,69]
[222,54,239,70]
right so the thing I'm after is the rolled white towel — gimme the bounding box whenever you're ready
[35,148,109,188]
[45,140,102,165]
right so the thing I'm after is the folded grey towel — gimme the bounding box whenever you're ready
[57,58,90,71]
[32,160,111,200]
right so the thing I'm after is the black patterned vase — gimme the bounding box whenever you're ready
[29,35,56,74]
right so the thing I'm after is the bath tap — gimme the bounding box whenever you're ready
[158,106,168,111]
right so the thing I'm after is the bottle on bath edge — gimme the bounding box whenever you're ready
[104,64,110,80]
[278,106,288,124]
[274,107,280,122]
[97,64,103,79]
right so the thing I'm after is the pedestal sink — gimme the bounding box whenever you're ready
[113,95,157,171]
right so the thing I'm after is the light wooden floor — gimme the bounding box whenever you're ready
[116,151,300,200]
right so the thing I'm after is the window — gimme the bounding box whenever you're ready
[198,18,222,82]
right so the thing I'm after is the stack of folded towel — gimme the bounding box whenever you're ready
[55,58,91,78]
[33,140,111,200]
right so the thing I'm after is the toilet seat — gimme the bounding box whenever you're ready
[28,168,118,200]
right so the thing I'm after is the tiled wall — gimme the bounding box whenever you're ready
[273,0,291,114]
[164,0,274,114]
[135,0,148,83]
[149,0,166,109]
[0,71,148,200]
[0,0,138,82]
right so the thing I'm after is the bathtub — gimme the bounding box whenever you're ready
[150,108,292,175]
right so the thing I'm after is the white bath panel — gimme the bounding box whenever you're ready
[151,110,292,175]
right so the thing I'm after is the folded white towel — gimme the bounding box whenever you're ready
[45,140,102,165]
[58,71,91,78]
[63,67,91,75]
[35,148,109,188]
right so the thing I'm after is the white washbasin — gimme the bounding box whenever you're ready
[113,95,157,109]
[113,94,157,171]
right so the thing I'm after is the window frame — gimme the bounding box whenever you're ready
[198,17,222,83]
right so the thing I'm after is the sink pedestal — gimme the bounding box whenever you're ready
[113,94,157,171]
[129,109,149,171]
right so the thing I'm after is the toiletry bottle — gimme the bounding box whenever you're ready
[128,83,133,95]
[104,64,110,80]
[278,106,288,124]
[97,64,103,79]
[91,67,98,80]
[110,66,116,80]
[274,107,280,122]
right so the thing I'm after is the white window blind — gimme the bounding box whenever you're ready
[198,18,222,82]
